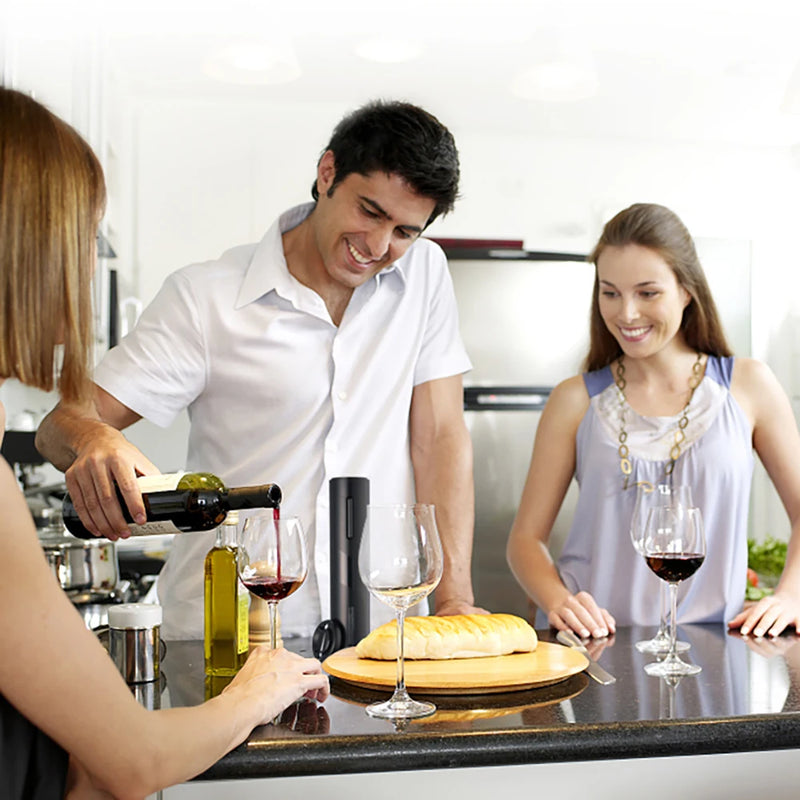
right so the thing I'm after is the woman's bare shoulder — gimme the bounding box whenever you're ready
[544,374,591,423]
[731,356,791,419]
[731,357,783,395]
[551,374,591,402]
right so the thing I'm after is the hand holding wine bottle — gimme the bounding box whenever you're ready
[63,471,281,539]
[57,423,163,541]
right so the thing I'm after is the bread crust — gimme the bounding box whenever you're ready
[355,613,538,660]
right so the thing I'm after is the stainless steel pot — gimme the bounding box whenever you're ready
[41,535,119,595]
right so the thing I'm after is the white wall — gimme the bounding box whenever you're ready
[107,97,800,540]
[5,55,800,541]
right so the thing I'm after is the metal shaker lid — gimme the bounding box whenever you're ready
[108,603,162,630]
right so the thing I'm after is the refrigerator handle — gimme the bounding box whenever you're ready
[463,386,552,412]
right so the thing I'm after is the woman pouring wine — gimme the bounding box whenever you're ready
[0,87,328,799]
[507,202,800,641]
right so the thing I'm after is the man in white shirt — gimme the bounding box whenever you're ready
[36,100,483,638]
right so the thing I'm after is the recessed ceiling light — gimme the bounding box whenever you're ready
[204,41,302,85]
[511,59,598,103]
[354,38,422,64]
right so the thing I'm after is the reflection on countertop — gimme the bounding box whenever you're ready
[157,625,800,782]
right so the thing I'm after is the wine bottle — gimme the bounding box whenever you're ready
[62,471,282,538]
[204,511,249,676]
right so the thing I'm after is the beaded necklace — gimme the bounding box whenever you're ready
[615,352,704,490]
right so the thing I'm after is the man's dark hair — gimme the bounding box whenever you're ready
[311,100,460,226]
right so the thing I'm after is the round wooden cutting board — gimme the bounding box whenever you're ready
[322,642,589,695]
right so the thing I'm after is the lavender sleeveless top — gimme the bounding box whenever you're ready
[552,356,753,626]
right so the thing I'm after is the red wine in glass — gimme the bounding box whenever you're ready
[645,553,705,583]
[241,575,303,601]
[237,513,308,651]
[274,506,281,581]
[642,505,706,678]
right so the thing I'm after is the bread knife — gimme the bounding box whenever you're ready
[556,629,617,684]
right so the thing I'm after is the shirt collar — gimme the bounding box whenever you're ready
[235,202,408,309]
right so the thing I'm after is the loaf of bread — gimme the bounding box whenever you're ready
[354,613,537,660]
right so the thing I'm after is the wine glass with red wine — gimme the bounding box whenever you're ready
[358,504,443,720]
[630,483,692,654]
[237,512,308,650]
[642,505,706,677]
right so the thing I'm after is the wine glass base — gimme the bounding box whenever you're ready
[644,657,701,678]
[635,637,690,654]
[366,698,436,720]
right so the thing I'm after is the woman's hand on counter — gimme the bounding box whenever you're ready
[728,588,800,638]
[223,646,330,728]
[548,590,616,640]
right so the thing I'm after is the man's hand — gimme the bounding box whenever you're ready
[37,389,153,540]
[434,597,489,616]
[64,426,159,540]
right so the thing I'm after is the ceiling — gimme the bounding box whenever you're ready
[6,0,800,148]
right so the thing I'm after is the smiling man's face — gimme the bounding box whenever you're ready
[309,150,436,291]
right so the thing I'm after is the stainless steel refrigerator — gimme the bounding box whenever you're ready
[444,237,752,621]
[444,245,593,620]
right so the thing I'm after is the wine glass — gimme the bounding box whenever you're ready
[630,483,692,654]
[237,513,308,651]
[358,504,443,720]
[642,505,706,677]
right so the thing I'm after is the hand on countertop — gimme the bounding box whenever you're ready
[222,646,329,729]
[548,590,616,639]
[728,588,800,639]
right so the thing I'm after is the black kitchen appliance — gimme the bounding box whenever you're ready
[312,477,371,659]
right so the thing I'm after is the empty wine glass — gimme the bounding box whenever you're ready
[358,504,443,720]
[237,513,307,651]
[642,505,706,677]
[630,483,692,654]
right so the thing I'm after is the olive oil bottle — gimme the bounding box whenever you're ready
[204,511,249,675]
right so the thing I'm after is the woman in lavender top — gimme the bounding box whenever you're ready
[507,203,800,640]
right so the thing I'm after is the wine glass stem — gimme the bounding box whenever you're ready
[269,601,278,651]
[395,609,406,695]
[658,581,669,637]
[667,581,678,660]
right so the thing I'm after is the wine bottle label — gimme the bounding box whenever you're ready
[237,581,250,655]
[128,519,183,536]
[135,472,185,492]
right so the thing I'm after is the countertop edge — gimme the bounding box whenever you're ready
[195,713,800,781]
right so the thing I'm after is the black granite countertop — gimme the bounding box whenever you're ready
[156,624,800,781]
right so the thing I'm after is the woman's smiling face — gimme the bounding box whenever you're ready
[596,243,691,359]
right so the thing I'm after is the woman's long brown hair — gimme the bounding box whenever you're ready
[0,87,105,403]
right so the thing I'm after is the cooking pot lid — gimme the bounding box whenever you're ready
[108,603,162,629]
